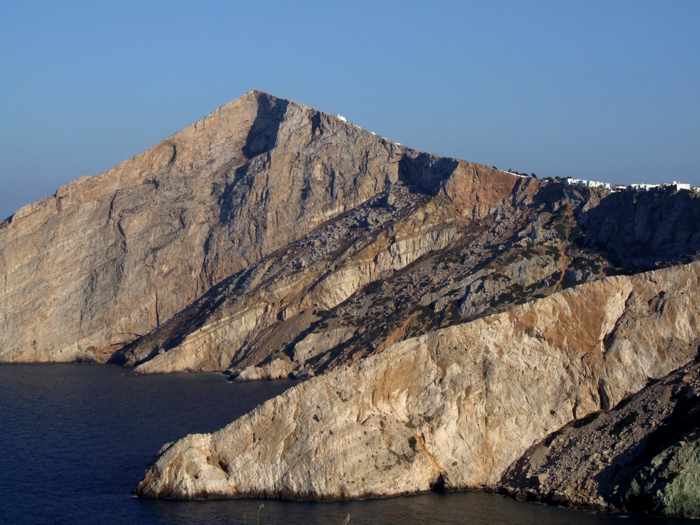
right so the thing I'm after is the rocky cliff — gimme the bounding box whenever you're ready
[5,90,700,517]
[136,261,700,501]
[501,358,700,519]
[112,175,700,378]
[3,91,700,376]
[0,91,436,363]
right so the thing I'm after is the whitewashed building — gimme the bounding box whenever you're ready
[565,178,612,190]
[672,181,691,191]
[630,183,660,190]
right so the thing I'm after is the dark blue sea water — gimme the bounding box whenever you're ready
[0,364,693,525]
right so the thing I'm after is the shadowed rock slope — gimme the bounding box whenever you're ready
[136,261,700,502]
[116,180,700,377]
[501,357,700,519]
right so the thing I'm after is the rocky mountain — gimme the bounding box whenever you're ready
[112,155,700,378]
[110,156,700,379]
[3,91,699,372]
[136,261,700,502]
[0,91,410,363]
[502,357,700,519]
[4,91,700,517]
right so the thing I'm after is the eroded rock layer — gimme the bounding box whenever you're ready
[116,179,700,377]
[3,90,700,376]
[0,91,448,362]
[501,358,700,519]
[136,261,700,501]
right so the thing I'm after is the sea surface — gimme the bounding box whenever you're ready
[0,363,694,525]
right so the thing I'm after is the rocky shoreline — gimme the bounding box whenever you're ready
[501,358,700,519]
[3,90,700,520]
[136,262,700,519]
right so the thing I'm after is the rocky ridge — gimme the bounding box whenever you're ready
[136,260,700,502]
[4,90,700,517]
[118,179,700,379]
[114,164,544,375]
[3,90,700,379]
[501,358,700,519]
[0,91,424,363]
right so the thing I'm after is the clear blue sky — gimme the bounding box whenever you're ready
[1,1,698,218]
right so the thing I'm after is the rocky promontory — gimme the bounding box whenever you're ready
[4,90,700,518]
[502,358,700,519]
[136,261,700,502]
[5,91,700,375]
[0,91,420,363]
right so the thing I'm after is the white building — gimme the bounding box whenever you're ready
[564,178,695,193]
[630,183,660,191]
[336,114,348,123]
[565,177,612,190]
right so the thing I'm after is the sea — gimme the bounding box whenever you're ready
[0,364,693,525]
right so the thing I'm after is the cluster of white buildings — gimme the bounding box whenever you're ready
[496,168,697,193]
[564,178,613,190]
[629,181,692,191]
[564,178,696,193]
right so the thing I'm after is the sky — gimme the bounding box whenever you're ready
[1,1,699,218]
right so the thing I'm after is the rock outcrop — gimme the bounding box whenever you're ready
[4,90,700,377]
[579,186,700,270]
[115,174,700,378]
[0,91,443,363]
[115,168,547,375]
[501,358,700,519]
[136,261,700,501]
[114,180,700,378]
[6,90,700,516]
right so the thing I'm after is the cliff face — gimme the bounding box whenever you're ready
[502,358,700,519]
[0,91,425,363]
[6,91,700,515]
[115,180,700,378]
[3,91,700,374]
[579,187,700,270]
[136,261,700,500]
[114,167,545,375]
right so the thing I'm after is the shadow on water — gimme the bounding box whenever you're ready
[142,490,692,525]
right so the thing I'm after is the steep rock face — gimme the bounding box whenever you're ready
[227,182,598,379]
[115,166,541,374]
[501,359,700,519]
[136,261,700,500]
[121,179,700,378]
[4,91,700,374]
[580,187,700,270]
[0,91,450,363]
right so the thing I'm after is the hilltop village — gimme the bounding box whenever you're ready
[497,167,696,193]
[333,111,696,196]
